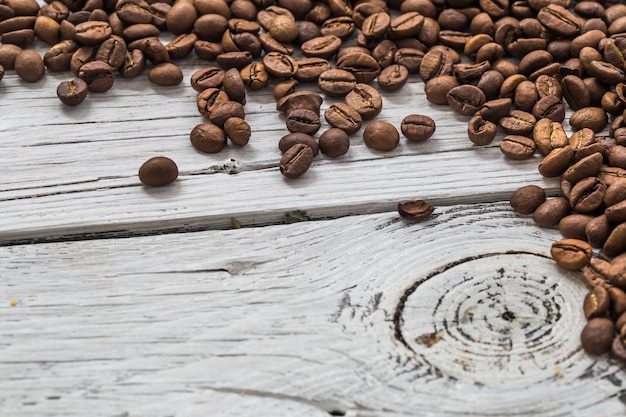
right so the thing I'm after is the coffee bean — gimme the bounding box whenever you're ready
[559,214,594,241]
[538,146,574,178]
[570,107,608,133]
[534,197,571,228]
[223,67,246,104]
[14,49,44,82]
[209,101,245,128]
[582,258,613,289]
[606,200,626,224]
[583,284,611,319]
[278,132,319,156]
[377,64,409,92]
[569,177,607,214]
[224,117,251,146]
[138,156,178,186]
[277,91,323,116]
[216,51,252,70]
[562,152,604,183]
[294,57,331,82]
[586,214,612,248]
[56,78,88,106]
[120,48,145,78]
[467,115,497,146]
[148,62,183,86]
[532,119,569,156]
[446,84,486,116]
[532,95,565,122]
[500,135,536,160]
[286,108,321,135]
[77,60,114,92]
[363,121,399,151]
[318,68,356,97]
[240,62,269,90]
[319,128,350,157]
[581,318,614,355]
[398,200,435,221]
[336,52,381,83]
[190,123,227,153]
[344,83,383,120]
[424,75,460,105]
[510,185,546,215]
[262,51,298,78]
[499,110,536,136]
[300,34,342,59]
[269,14,298,43]
[190,66,225,92]
[401,114,436,143]
[537,5,581,37]
[324,103,363,135]
[196,88,230,119]
[280,143,314,179]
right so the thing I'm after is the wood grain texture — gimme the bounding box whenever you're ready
[2,204,626,416]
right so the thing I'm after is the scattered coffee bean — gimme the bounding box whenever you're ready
[56,78,88,106]
[138,156,178,187]
[551,238,593,271]
[224,117,251,146]
[319,128,350,157]
[510,185,546,215]
[401,114,436,142]
[280,143,314,179]
[148,62,183,86]
[324,102,363,135]
[398,200,435,221]
[190,123,227,154]
[14,49,44,82]
[278,132,319,156]
[363,121,400,151]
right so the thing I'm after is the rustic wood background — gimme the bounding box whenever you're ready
[2,32,626,416]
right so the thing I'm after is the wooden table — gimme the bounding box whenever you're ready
[2,36,626,416]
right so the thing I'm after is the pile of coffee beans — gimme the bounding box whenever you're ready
[2,0,626,362]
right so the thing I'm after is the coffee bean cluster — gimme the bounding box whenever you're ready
[2,0,626,362]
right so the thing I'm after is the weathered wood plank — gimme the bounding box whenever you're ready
[1,203,624,416]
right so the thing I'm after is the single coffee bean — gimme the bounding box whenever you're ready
[190,123,227,153]
[371,39,397,69]
[272,79,298,102]
[538,146,574,178]
[361,12,391,40]
[223,68,246,104]
[300,34,342,59]
[582,258,613,288]
[262,51,298,78]
[166,33,197,60]
[44,40,78,72]
[609,286,626,318]
[500,135,536,160]
[559,214,594,241]
[401,114,436,142]
[280,143,314,179]
[209,101,245,128]
[551,238,592,271]
[128,37,169,65]
[419,49,454,82]
[319,128,350,157]
[537,5,581,38]
[532,95,565,122]
[294,57,331,82]
[74,21,112,45]
[390,11,424,38]
[569,177,607,214]
[570,107,608,133]
[478,98,512,122]
[581,318,614,355]
[56,78,88,106]
[394,47,424,74]
[561,75,591,111]
[605,180,626,207]
[336,52,381,83]
[377,64,409,92]
[586,214,612,248]
[223,117,251,146]
[475,69,504,100]
[95,36,126,71]
[445,84,486,116]
[499,110,536,136]
[278,132,319,156]
[612,336,626,361]
[240,62,269,90]
[532,118,569,156]
[534,197,571,228]
[138,156,178,187]
[216,51,252,70]
[286,108,321,135]
[269,14,298,43]
[510,185,546,215]
[467,115,497,146]
[277,91,323,116]
[606,200,626,224]
[424,75,460,105]
[562,152,604,184]
[363,121,400,151]
[77,60,114,93]
[318,68,356,97]
[190,66,225,92]
[344,83,383,120]
[148,62,183,86]
[120,48,145,78]
[14,49,44,82]
[398,200,435,221]
[582,284,611,318]
[513,80,538,112]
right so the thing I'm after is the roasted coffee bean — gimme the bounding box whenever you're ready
[609,286,626,318]
[197,88,230,119]
[319,128,350,157]
[559,214,594,241]
[394,47,423,74]
[475,70,504,100]
[535,75,562,100]
[272,79,297,102]
[582,258,613,288]
[73,21,112,45]
[424,75,460,105]
[581,318,614,355]
[534,197,571,228]
[533,119,569,156]
[190,123,227,153]
[478,98,512,122]
[138,156,178,187]
[223,68,246,104]
[344,83,383,120]
[361,12,390,40]
[390,11,424,38]
[56,78,88,106]
[194,40,222,61]
[513,80,538,112]
[336,52,381,83]
[583,284,611,318]
[371,39,397,69]
[500,135,536,160]
[278,132,319,156]
[262,51,298,78]
[223,117,251,146]
[166,33,197,60]
[240,62,269,90]
[280,143,314,179]
[532,95,565,122]
[538,146,574,178]
[77,60,114,92]
[401,114,436,142]
[445,84,486,116]
[325,103,363,135]
[467,115,497,146]
[294,57,330,82]
[586,215,612,249]
[298,20,321,43]
[510,184,546,215]
[561,75,591,111]
[419,49,454,82]
[269,14,298,43]
[14,49,44,82]
[300,35,342,59]
[363,121,399,151]
[148,62,183,86]
[34,16,60,45]
[120,48,145,78]
[398,200,435,221]
[499,110,536,136]
[537,5,581,37]
[606,200,626,224]
[96,35,126,71]
[277,91,323,116]
[563,153,604,184]
[286,108,321,135]
[318,69,356,97]
[190,66,224,92]
[569,177,607,214]
[605,180,626,207]
[320,16,355,40]
[128,37,169,64]
[570,107,608,133]
[609,146,626,169]
[44,40,78,72]
[209,101,245,128]
[377,64,408,92]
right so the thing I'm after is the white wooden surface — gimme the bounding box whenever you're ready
[1,36,625,416]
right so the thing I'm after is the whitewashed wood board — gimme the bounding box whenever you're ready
[2,203,625,416]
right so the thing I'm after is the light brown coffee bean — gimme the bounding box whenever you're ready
[398,200,435,221]
[138,156,178,186]
[190,123,227,153]
[280,143,314,179]
[534,197,571,228]
[223,117,251,146]
[319,128,350,157]
[510,185,546,215]
[148,62,183,86]
[583,284,611,319]
[500,135,536,160]
[551,238,593,270]
[363,121,399,151]
[14,49,44,82]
